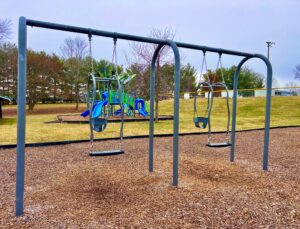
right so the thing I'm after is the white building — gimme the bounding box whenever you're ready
[254,90,275,97]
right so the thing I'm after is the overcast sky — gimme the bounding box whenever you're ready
[2,0,300,86]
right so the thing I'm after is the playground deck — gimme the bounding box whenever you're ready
[0,127,299,228]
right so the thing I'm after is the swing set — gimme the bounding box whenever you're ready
[193,52,231,147]
[15,17,273,216]
[87,36,125,156]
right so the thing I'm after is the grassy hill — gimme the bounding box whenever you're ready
[0,96,300,144]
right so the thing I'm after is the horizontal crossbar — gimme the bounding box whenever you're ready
[26,18,254,58]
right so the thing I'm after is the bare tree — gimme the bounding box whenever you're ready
[127,27,175,65]
[0,19,12,44]
[285,81,299,96]
[127,27,176,120]
[60,37,88,109]
[294,64,300,81]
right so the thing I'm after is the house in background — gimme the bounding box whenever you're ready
[254,89,276,97]
[275,90,293,96]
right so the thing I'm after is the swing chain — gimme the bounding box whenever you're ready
[90,138,94,150]
[199,51,208,84]
[208,135,211,145]
[193,94,198,117]
[88,33,95,151]
[218,53,231,143]
[111,38,124,150]
[112,37,118,77]
[216,53,226,84]
[88,33,94,74]
[194,51,206,118]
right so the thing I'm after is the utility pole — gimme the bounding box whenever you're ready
[266,41,275,60]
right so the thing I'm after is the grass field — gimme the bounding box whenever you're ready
[1,96,300,144]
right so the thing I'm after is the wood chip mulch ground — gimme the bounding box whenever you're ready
[0,127,299,228]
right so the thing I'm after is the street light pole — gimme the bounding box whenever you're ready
[266,41,275,60]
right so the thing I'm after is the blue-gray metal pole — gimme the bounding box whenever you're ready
[149,41,180,186]
[230,57,250,162]
[16,16,27,216]
[230,55,272,171]
[256,54,273,170]
[149,44,163,172]
[170,41,181,186]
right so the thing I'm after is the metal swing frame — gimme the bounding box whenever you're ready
[16,17,273,216]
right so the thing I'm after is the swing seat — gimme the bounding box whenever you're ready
[193,117,208,129]
[89,149,125,156]
[92,118,107,132]
[207,142,231,147]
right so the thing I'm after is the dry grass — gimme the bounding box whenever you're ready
[1,96,300,144]
[0,128,299,228]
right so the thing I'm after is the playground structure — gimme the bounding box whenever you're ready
[81,36,149,156]
[193,52,231,147]
[80,54,149,121]
[15,17,272,216]
[85,74,124,150]
[80,84,149,119]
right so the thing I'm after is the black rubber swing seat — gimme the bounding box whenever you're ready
[89,149,125,156]
[207,142,231,148]
[193,117,208,129]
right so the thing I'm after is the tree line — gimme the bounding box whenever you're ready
[0,38,267,111]
[0,41,87,110]
[0,19,276,112]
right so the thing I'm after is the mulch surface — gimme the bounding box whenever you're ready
[0,128,299,228]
